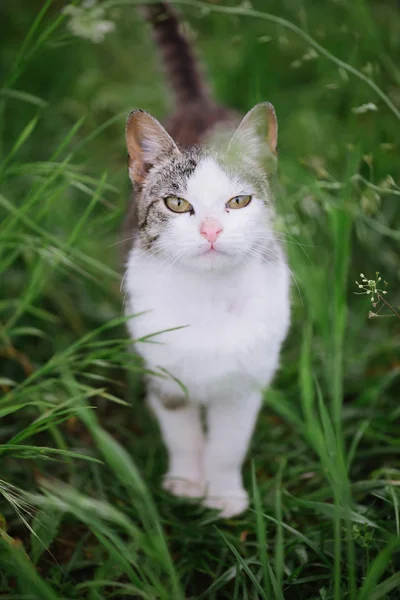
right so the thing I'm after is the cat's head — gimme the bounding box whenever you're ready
[125,102,278,271]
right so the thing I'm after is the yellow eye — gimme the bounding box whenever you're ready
[226,194,252,210]
[164,195,193,214]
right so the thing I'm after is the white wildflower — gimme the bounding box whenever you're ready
[257,35,272,44]
[352,103,379,115]
[63,0,115,44]
[302,48,318,61]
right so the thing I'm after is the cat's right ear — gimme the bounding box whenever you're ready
[227,102,278,173]
[125,109,180,184]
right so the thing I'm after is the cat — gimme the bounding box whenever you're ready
[123,2,290,518]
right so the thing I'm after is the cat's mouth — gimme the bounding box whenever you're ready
[198,246,232,263]
[201,244,222,256]
[190,243,232,264]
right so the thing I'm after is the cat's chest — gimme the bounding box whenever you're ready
[125,253,288,355]
[125,253,290,394]
[129,262,255,340]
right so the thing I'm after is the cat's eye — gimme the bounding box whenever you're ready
[226,194,252,210]
[164,195,193,214]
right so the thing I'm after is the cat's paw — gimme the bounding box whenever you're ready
[162,475,205,499]
[203,492,249,518]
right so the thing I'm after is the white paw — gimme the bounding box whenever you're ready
[162,475,205,499]
[203,492,249,518]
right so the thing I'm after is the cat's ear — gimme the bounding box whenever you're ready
[227,102,278,172]
[126,109,180,184]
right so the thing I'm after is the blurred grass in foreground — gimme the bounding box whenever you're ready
[0,0,400,598]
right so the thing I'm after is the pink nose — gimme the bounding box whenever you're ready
[200,218,223,244]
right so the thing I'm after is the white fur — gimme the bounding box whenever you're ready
[125,156,290,517]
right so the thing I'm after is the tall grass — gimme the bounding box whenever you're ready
[1,0,400,598]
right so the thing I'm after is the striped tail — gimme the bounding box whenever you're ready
[138,3,211,108]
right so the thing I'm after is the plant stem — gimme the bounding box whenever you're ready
[377,293,400,319]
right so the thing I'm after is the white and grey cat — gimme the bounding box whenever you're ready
[122,3,290,518]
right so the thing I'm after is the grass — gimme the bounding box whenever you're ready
[1,0,400,598]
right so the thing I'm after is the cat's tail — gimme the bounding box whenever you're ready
[138,3,211,108]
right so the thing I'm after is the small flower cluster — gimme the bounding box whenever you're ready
[63,0,115,44]
[355,272,388,304]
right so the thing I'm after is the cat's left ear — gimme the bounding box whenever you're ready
[126,109,180,184]
[228,102,278,172]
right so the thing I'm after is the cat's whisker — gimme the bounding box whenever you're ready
[287,268,303,304]
[227,231,313,250]
[161,249,187,276]
[120,269,128,293]
[242,250,274,269]
[240,241,303,302]
[132,247,162,264]
[243,247,276,264]
[271,229,315,246]
[109,233,140,248]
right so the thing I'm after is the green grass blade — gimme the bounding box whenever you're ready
[357,538,400,600]
[218,530,269,600]
[369,572,400,600]
[251,463,272,598]
[0,530,62,600]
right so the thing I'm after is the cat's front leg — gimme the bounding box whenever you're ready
[148,393,205,499]
[203,392,262,518]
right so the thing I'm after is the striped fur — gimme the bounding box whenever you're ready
[138,2,209,108]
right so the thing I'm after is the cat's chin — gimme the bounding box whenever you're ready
[186,248,241,271]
